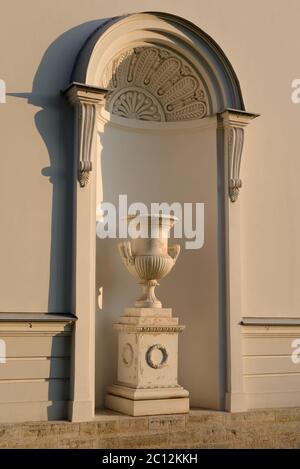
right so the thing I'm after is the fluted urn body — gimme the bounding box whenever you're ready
[118,214,180,308]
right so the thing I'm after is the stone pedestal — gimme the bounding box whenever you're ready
[105,308,189,416]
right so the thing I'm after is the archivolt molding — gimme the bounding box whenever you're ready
[67,12,258,197]
[71,12,246,116]
[101,46,208,122]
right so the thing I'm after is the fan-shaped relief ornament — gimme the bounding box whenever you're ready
[101,46,208,122]
[111,89,164,121]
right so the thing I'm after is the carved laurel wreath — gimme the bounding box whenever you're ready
[122,343,134,367]
[146,344,168,369]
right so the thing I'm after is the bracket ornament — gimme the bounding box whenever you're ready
[77,102,96,187]
[228,127,244,202]
[64,83,107,187]
[221,110,259,202]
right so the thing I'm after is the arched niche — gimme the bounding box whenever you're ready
[73,11,244,114]
[64,12,258,421]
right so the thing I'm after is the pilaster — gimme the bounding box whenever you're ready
[64,82,107,421]
[220,109,259,411]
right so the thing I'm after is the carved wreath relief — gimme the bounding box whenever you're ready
[146,344,168,369]
[101,46,208,122]
[122,343,134,367]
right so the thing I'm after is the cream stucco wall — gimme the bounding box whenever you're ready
[1,0,299,315]
[1,1,300,416]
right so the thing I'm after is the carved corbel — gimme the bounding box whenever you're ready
[63,82,107,187]
[228,126,244,202]
[221,110,259,202]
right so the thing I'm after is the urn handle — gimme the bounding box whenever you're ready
[168,244,180,263]
[118,241,135,266]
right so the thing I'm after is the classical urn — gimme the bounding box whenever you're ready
[118,214,180,308]
[106,213,189,416]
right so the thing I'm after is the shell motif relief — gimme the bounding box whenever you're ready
[101,47,208,122]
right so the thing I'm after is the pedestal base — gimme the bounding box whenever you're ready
[106,394,189,416]
[106,384,189,416]
[106,307,189,416]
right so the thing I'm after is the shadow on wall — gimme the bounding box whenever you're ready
[47,330,71,420]
[6,20,108,312]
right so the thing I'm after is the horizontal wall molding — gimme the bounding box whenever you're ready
[241,317,300,326]
[0,313,77,322]
[0,317,75,335]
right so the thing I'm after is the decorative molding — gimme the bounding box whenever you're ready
[228,126,244,202]
[221,110,259,202]
[241,323,300,338]
[77,102,95,187]
[0,313,76,322]
[0,321,73,335]
[63,82,107,187]
[101,46,208,122]
[0,313,75,334]
[242,332,300,339]
[146,344,168,369]
[121,343,134,367]
[111,89,164,121]
[113,324,185,333]
[72,13,246,113]
[110,382,185,393]
[241,317,300,326]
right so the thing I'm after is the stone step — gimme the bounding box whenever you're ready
[0,408,300,448]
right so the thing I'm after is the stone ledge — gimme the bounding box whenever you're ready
[0,408,299,448]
